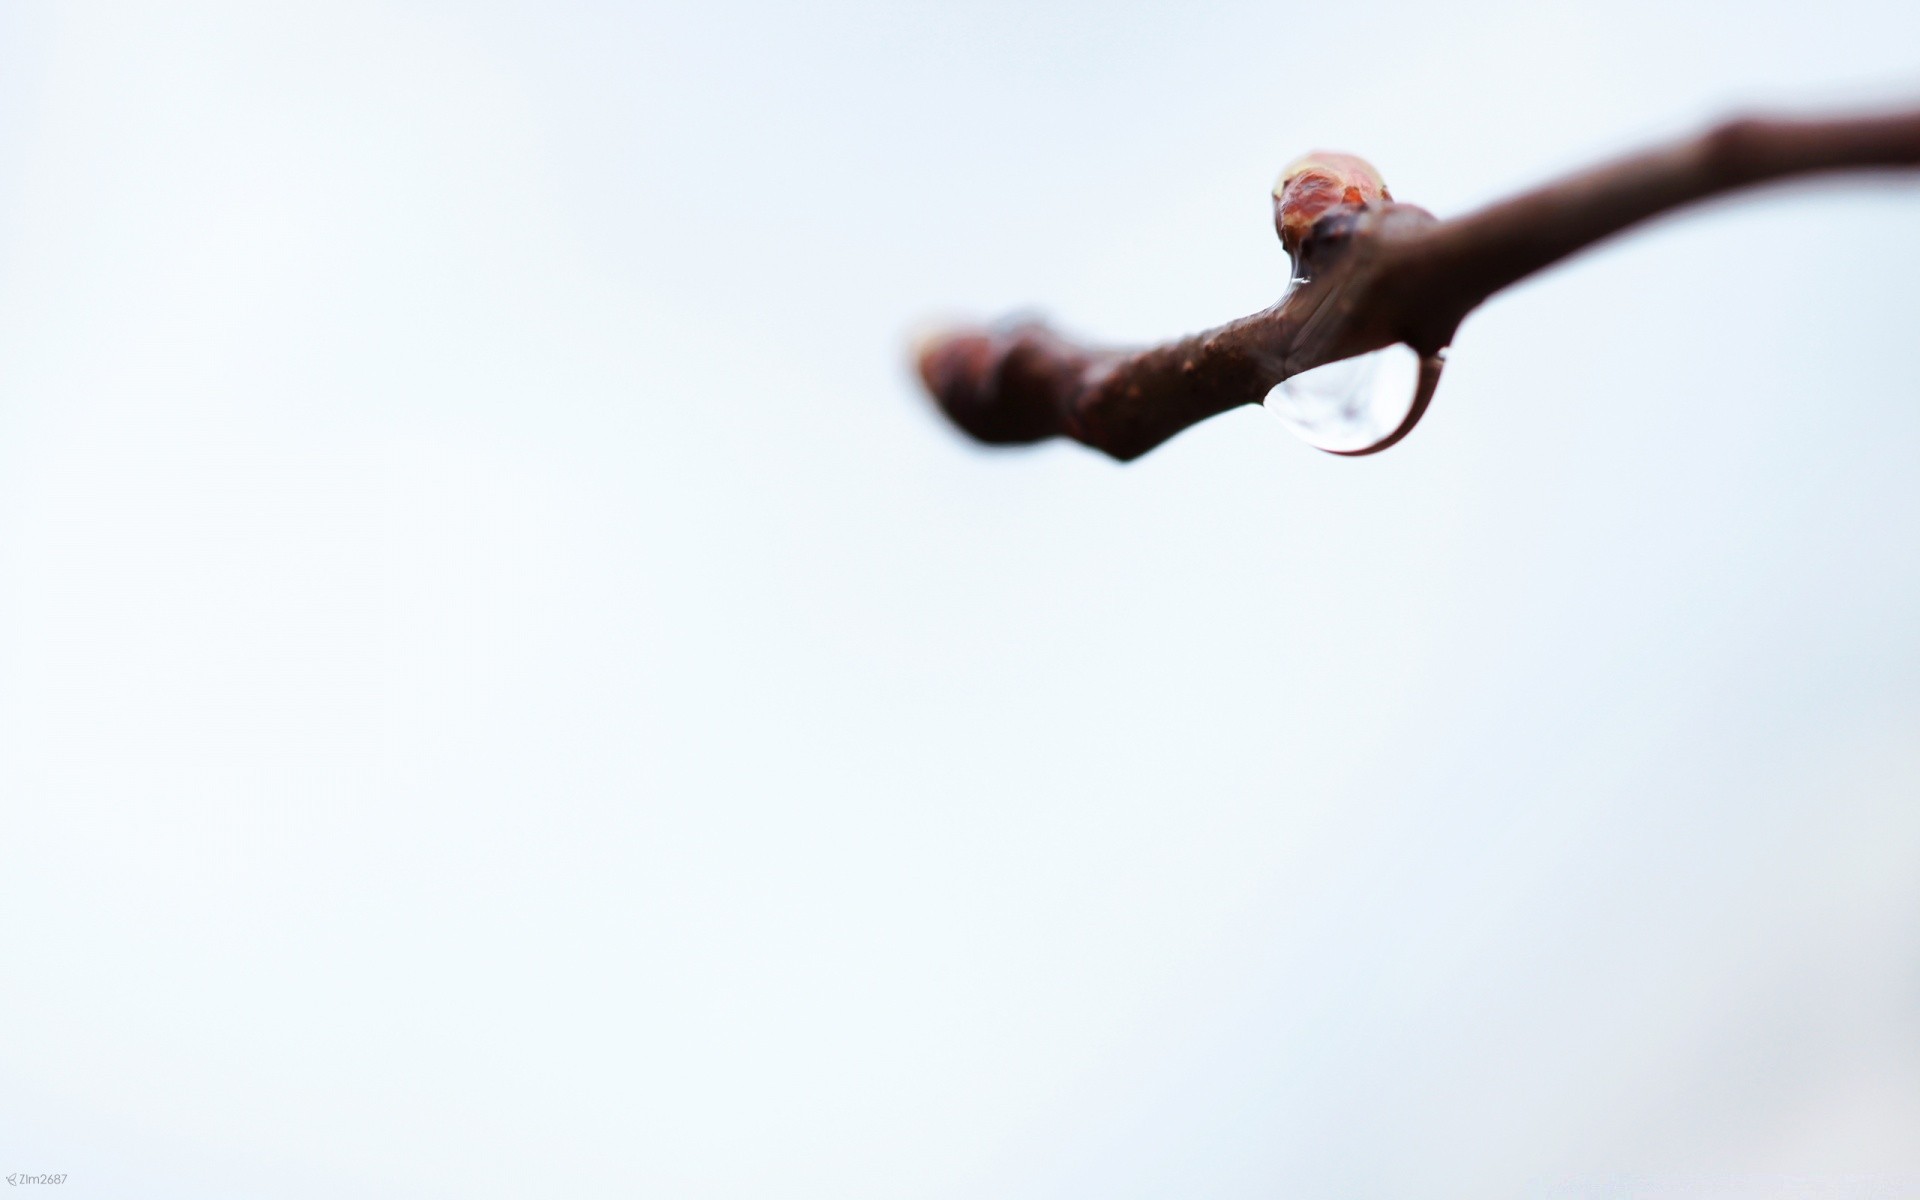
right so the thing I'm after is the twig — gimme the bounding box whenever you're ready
[914,105,1920,460]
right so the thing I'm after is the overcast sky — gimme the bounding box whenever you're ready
[2,3,1919,1198]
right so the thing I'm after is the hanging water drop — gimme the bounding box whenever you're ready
[1265,343,1425,454]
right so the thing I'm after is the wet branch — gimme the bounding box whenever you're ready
[914,104,1920,461]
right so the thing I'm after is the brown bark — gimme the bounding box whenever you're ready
[914,105,1920,461]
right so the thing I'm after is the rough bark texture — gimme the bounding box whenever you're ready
[915,105,1920,461]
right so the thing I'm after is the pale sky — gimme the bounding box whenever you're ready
[2,3,1919,1198]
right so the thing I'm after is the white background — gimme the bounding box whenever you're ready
[2,3,1919,1197]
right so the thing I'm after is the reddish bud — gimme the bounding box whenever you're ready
[1272,152,1392,255]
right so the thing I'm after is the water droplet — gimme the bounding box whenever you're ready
[1266,343,1423,454]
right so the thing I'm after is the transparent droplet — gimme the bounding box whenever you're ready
[1266,343,1423,454]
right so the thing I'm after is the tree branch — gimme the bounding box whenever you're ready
[914,104,1920,461]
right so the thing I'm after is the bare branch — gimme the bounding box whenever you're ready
[914,104,1920,461]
